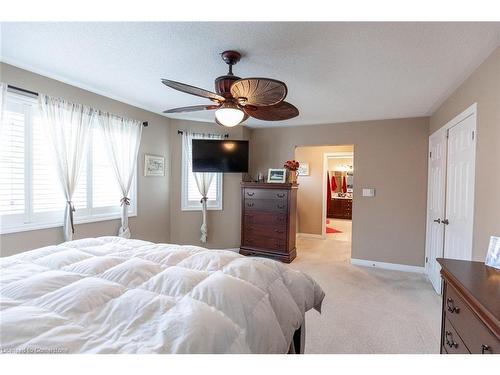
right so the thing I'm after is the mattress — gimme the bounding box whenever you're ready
[0,237,324,353]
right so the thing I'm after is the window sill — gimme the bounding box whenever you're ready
[0,211,137,235]
[181,206,223,212]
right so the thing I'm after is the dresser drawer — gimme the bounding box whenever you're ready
[242,236,287,253]
[244,188,288,201]
[244,212,287,227]
[443,318,470,354]
[244,198,288,213]
[445,284,500,354]
[244,224,287,241]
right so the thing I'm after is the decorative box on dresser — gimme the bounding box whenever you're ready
[437,258,499,354]
[240,182,298,263]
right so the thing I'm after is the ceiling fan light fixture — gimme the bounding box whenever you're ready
[215,103,245,127]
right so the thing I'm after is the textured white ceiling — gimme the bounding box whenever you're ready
[1,22,499,127]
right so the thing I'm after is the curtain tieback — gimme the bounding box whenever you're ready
[120,197,131,206]
[200,196,208,204]
[67,201,75,234]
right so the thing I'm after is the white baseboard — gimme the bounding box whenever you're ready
[351,258,425,273]
[297,233,325,239]
[222,248,240,253]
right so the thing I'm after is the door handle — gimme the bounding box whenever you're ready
[446,298,460,314]
[433,218,441,223]
[445,331,458,349]
[442,219,449,225]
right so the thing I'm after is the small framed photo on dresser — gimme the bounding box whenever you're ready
[485,236,500,270]
[267,168,286,183]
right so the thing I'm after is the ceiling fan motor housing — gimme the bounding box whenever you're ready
[215,74,240,99]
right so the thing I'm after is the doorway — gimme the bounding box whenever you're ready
[322,151,354,240]
[425,104,477,294]
[294,145,354,262]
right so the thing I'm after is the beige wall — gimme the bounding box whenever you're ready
[430,47,500,261]
[250,118,429,266]
[168,119,250,249]
[3,45,496,266]
[0,63,171,256]
[295,145,353,234]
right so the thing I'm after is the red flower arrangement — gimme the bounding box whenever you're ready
[284,160,300,171]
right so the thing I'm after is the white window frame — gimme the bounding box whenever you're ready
[181,138,223,211]
[0,90,137,235]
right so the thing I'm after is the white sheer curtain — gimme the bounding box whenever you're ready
[97,112,142,238]
[39,94,95,241]
[182,131,223,243]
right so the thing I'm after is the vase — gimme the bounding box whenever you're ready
[288,170,297,184]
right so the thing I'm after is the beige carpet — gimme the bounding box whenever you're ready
[290,223,441,354]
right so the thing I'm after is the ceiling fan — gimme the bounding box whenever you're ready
[161,50,299,127]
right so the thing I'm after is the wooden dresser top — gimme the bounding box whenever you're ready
[241,182,298,189]
[437,258,500,334]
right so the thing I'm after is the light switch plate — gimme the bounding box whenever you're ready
[362,188,375,197]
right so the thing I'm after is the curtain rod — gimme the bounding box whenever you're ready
[7,84,148,127]
[177,130,229,138]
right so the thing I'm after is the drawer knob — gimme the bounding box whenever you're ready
[277,193,286,198]
[246,202,254,207]
[277,204,285,209]
[446,298,460,314]
[246,192,255,196]
[481,344,491,354]
[445,331,458,349]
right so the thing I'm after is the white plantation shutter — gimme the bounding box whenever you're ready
[0,90,136,234]
[0,103,25,216]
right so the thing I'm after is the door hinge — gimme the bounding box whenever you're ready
[446,129,449,138]
[429,151,432,159]
[425,257,428,263]
[472,130,475,140]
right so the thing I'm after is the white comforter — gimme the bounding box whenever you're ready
[0,237,324,354]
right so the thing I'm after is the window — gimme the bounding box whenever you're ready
[0,90,136,234]
[181,137,222,211]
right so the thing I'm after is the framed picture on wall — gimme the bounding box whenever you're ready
[267,168,286,183]
[144,154,165,176]
[297,162,309,176]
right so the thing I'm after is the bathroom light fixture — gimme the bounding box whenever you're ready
[215,102,245,127]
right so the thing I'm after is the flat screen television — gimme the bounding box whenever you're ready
[192,139,249,173]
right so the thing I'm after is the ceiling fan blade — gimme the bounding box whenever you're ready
[161,79,225,102]
[244,101,299,121]
[163,104,220,114]
[230,78,287,107]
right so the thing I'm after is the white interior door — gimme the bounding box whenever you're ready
[425,129,447,294]
[443,115,476,260]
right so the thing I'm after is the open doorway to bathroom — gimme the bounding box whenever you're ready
[294,145,354,262]
[323,149,353,242]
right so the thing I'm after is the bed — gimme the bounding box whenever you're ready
[0,237,324,354]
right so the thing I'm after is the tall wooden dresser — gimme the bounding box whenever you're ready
[437,258,499,354]
[240,182,298,263]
